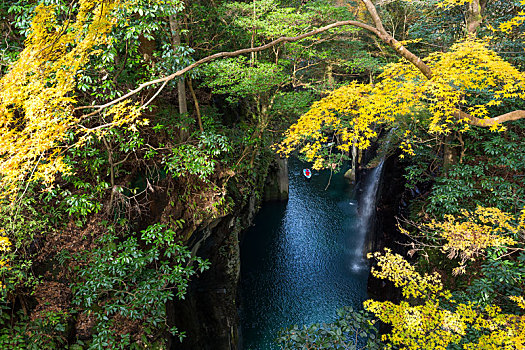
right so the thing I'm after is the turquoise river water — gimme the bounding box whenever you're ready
[240,158,370,349]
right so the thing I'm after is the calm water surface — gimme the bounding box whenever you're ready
[240,158,369,349]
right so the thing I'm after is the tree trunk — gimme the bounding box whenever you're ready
[466,0,484,36]
[442,133,457,174]
[345,143,358,182]
[326,62,335,88]
[169,14,189,140]
[187,78,203,132]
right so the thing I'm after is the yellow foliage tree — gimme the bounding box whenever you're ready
[425,207,522,267]
[0,0,145,198]
[277,0,525,168]
[278,39,525,168]
[364,207,525,349]
[494,0,525,35]
[400,206,525,271]
[365,248,525,350]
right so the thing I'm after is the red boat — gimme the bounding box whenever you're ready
[303,168,312,179]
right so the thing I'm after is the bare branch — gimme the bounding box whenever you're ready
[361,0,387,33]
[142,80,168,110]
[360,0,433,79]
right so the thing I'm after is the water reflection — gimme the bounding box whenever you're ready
[240,158,369,349]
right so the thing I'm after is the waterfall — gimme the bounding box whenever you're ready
[351,160,385,271]
[351,128,396,272]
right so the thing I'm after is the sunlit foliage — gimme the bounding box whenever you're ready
[0,233,10,290]
[0,0,121,196]
[401,206,524,267]
[494,0,525,35]
[0,0,163,198]
[435,0,472,8]
[278,39,525,168]
[365,249,525,350]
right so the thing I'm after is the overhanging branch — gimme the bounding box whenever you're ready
[78,19,380,117]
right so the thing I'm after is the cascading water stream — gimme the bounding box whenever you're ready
[351,128,394,271]
[351,160,384,271]
[241,130,394,348]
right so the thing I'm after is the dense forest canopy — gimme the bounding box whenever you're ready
[0,0,524,348]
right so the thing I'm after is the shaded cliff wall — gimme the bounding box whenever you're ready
[263,156,289,201]
[169,156,288,350]
[169,203,254,350]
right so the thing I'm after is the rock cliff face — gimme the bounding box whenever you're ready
[169,210,250,350]
[169,157,288,350]
[263,156,289,201]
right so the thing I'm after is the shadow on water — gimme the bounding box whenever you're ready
[240,158,369,350]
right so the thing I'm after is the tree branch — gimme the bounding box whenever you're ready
[455,109,525,127]
[359,0,523,127]
[361,0,387,33]
[78,0,524,129]
[361,0,433,79]
[78,20,380,116]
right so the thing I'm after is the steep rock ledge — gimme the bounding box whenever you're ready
[169,156,288,350]
[263,156,289,201]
